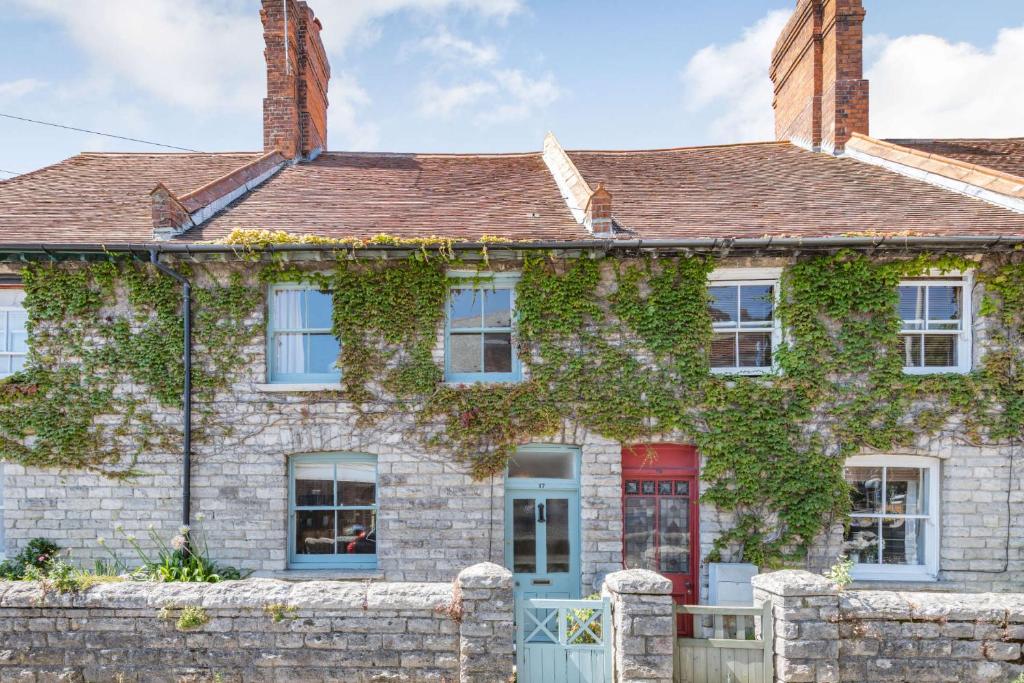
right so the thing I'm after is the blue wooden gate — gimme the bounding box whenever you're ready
[516,597,612,683]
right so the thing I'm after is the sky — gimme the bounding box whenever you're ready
[1,0,1023,177]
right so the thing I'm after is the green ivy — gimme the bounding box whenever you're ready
[6,246,1024,568]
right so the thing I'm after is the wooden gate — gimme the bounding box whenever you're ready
[674,603,773,683]
[516,597,612,683]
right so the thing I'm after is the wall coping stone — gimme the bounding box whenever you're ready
[842,590,1024,623]
[751,569,837,597]
[604,569,673,595]
[456,562,513,589]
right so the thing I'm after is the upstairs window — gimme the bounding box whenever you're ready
[0,287,27,379]
[708,271,780,374]
[897,278,970,373]
[445,274,520,383]
[267,285,340,384]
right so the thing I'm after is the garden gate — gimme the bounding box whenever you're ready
[516,596,612,683]
[674,603,773,683]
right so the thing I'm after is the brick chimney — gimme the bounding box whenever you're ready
[770,0,868,153]
[261,0,330,159]
[587,184,614,235]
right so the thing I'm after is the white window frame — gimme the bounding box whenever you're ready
[844,454,941,582]
[707,268,783,376]
[266,283,341,384]
[898,273,972,375]
[0,286,27,379]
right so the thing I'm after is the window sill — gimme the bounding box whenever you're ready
[848,579,958,592]
[710,368,773,376]
[901,368,970,376]
[251,569,384,581]
[254,383,344,393]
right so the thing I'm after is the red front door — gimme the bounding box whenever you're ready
[621,444,700,636]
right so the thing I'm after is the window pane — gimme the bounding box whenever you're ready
[624,496,655,570]
[709,286,738,325]
[0,315,8,352]
[922,335,956,367]
[844,517,880,564]
[846,467,883,514]
[272,289,303,329]
[658,497,690,574]
[449,289,481,329]
[625,480,640,495]
[483,333,512,373]
[886,467,927,516]
[483,289,512,328]
[738,332,772,368]
[739,285,773,325]
[449,333,482,373]
[338,509,376,555]
[881,516,926,566]
[898,335,923,367]
[512,498,537,573]
[305,290,333,329]
[658,481,673,496]
[295,463,334,506]
[508,451,574,479]
[675,481,689,496]
[307,334,340,375]
[927,286,961,330]
[545,499,570,573]
[10,355,24,373]
[274,333,305,375]
[710,333,736,368]
[898,286,923,329]
[337,462,376,506]
[295,510,335,555]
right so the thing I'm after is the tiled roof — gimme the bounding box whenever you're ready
[567,142,1024,238]
[187,151,583,242]
[890,138,1024,180]
[0,152,260,243]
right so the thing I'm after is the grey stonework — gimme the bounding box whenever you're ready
[602,569,676,683]
[753,569,1024,683]
[2,256,1023,595]
[0,562,512,682]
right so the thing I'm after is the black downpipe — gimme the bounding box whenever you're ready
[149,250,192,527]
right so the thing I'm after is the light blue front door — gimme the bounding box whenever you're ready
[504,446,582,604]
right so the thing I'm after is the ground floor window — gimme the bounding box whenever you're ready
[289,453,377,569]
[843,455,940,581]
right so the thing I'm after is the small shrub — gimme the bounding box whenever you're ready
[566,593,604,644]
[824,555,854,590]
[0,538,59,579]
[160,605,209,631]
[264,603,297,623]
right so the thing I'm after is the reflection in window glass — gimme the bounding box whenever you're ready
[0,290,28,379]
[658,498,689,573]
[446,280,517,380]
[508,451,574,479]
[709,283,775,371]
[269,287,340,382]
[513,498,537,573]
[291,455,377,565]
[624,497,655,570]
[546,499,570,573]
[897,282,964,369]
[623,477,693,575]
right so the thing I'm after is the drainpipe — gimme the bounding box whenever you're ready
[149,249,192,528]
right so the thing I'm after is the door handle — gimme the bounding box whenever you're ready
[537,503,546,523]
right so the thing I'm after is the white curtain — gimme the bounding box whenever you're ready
[273,290,305,374]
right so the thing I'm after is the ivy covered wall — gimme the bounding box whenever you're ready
[1,247,1022,572]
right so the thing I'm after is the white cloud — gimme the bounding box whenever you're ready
[418,81,496,117]
[417,69,560,124]
[682,7,1024,143]
[414,27,499,66]
[868,26,1024,138]
[0,78,47,101]
[679,9,790,143]
[328,72,380,151]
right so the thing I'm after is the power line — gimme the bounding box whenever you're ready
[0,112,202,153]
[0,169,20,176]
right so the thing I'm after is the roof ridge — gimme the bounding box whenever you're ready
[317,150,543,159]
[564,140,788,155]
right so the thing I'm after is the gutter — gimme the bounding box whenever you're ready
[147,249,192,529]
[0,235,1020,255]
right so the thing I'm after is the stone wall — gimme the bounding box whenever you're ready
[0,562,513,683]
[603,568,676,683]
[753,569,1024,683]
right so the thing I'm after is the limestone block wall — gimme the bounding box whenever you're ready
[0,562,514,683]
[753,569,1024,683]
[602,568,676,683]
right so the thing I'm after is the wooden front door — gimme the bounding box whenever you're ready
[621,444,700,636]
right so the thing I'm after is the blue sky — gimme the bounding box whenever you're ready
[2,0,1023,177]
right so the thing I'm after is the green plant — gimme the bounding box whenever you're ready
[264,603,297,623]
[565,593,604,644]
[824,555,854,590]
[0,537,59,579]
[102,521,244,583]
[161,604,209,630]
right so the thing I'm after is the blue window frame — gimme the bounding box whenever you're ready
[288,453,378,569]
[267,284,340,383]
[445,273,521,383]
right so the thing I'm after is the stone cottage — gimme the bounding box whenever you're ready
[0,0,1022,618]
